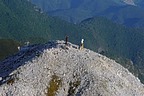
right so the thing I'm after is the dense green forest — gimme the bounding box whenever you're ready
[0,0,90,44]
[0,0,95,60]
[0,0,144,83]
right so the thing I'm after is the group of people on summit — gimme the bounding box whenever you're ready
[65,36,84,50]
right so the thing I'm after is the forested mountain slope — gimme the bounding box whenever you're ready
[79,17,144,83]
[30,0,144,27]
[0,0,86,44]
[0,0,97,60]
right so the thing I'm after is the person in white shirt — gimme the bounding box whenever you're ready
[80,39,84,50]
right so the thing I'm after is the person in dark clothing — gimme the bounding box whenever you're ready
[65,36,68,45]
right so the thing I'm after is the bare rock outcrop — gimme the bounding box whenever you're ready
[0,40,144,96]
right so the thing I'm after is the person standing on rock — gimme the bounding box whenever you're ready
[65,36,68,45]
[80,39,84,50]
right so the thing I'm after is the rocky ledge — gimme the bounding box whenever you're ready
[0,40,144,96]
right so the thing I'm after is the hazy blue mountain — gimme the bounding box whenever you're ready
[30,0,144,27]
[134,0,144,9]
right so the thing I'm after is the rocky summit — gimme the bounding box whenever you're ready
[0,40,144,96]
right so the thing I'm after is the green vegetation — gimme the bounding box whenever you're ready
[6,76,19,88]
[0,0,85,44]
[0,39,21,60]
[7,78,15,85]
[0,0,91,59]
[46,75,62,96]
[112,56,139,77]
[68,81,81,96]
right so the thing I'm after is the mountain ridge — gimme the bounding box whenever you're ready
[1,0,144,85]
[0,40,144,96]
[30,0,144,27]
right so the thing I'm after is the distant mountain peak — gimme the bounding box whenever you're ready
[30,0,144,27]
[122,0,136,6]
[0,40,144,96]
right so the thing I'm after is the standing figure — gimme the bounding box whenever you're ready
[65,36,68,45]
[80,39,84,50]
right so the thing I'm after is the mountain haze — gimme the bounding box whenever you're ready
[30,0,144,27]
[134,0,144,9]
